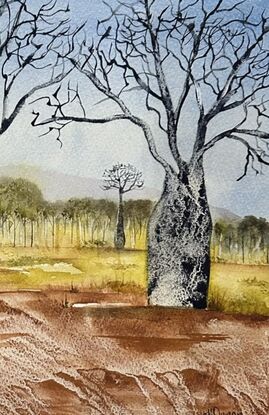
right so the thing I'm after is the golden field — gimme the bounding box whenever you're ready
[0,247,268,315]
[0,247,267,413]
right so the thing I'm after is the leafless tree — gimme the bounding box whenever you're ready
[0,0,81,136]
[102,163,144,249]
[32,0,269,308]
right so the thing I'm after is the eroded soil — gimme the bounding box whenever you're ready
[0,291,267,415]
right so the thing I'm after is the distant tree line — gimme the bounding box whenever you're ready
[213,217,269,264]
[0,177,153,250]
[0,177,268,264]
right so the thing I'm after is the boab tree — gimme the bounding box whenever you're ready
[102,163,144,249]
[0,0,80,137]
[32,0,269,308]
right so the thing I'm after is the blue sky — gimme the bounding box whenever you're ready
[0,0,269,217]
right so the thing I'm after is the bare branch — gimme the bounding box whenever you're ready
[31,0,269,181]
[0,0,74,135]
[31,83,171,172]
[102,163,144,194]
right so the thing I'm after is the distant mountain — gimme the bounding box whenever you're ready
[210,205,241,223]
[0,164,160,201]
[0,164,242,222]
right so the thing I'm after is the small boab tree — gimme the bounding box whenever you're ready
[102,163,144,249]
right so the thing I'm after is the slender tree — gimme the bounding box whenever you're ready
[102,163,144,249]
[32,0,269,307]
[263,221,269,264]
[238,218,251,264]
[214,221,227,260]
[256,218,269,263]
[0,177,43,246]
[124,199,153,249]
[225,224,236,258]
[98,199,117,244]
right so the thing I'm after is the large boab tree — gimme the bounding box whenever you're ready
[32,0,269,308]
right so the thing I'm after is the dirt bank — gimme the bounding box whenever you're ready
[0,292,267,414]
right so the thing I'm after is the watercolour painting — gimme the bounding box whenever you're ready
[0,0,268,414]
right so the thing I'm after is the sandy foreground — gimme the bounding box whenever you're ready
[0,291,267,415]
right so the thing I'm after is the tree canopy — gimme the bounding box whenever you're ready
[32,0,269,179]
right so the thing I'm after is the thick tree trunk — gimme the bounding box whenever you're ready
[114,192,125,249]
[148,166,212,308]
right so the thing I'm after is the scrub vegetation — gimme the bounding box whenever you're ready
[0,177,268,315]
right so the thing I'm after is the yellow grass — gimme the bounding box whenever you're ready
[0,247,147,292]
[0,247,268,315]
[208,263,269,315]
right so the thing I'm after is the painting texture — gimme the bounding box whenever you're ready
[0,0,268,413]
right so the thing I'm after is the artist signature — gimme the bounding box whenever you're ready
[195,408,243,415]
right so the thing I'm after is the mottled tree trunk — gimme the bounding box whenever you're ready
[148,166,212,308]
[114,191,125,249]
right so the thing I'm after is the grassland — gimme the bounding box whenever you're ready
[208,262,269,315]
[0,247,146,292]
[0,247,268,315]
